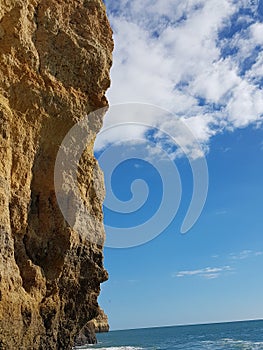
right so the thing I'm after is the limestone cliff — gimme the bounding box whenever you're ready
[0,0,113,349]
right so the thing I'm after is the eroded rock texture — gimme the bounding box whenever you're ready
[75,307,109,346]
[0,0,113,349]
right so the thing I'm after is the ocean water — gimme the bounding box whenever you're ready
[75,320,263,350]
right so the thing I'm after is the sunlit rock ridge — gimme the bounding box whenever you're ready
[0,0,113,348]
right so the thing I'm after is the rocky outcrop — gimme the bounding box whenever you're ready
[93,307,110,333]
[75,307,109,346]
[0,0,113,349]
[74,321,98,346]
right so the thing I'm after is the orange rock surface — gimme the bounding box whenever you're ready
[0,0,113,348]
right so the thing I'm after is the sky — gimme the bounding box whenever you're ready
[96,0,263,330]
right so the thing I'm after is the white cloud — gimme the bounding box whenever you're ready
[250,22,263,45]
[226,81,263,127]
[99,0,263,155]
[174,265,233,279]
[230,250,253,260]
[230,250,263,260]
[174,250,263,280]
[246,51,263,84]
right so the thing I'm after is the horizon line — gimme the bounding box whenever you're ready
[108,318,263,332]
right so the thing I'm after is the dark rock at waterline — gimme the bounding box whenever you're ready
[74,322,97,346]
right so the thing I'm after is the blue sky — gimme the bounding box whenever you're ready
[96,0,263,330]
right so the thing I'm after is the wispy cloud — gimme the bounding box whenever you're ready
[229,250,263,260]
[174,265,233,279]
[174,250,263,281]
[215,209,228,215]
[99,0,263,156]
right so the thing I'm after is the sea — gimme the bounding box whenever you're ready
[75,320,263,350]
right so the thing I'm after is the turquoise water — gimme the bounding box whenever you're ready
[76,320,263,350]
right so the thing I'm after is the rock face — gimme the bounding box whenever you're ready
[75,307,109,346]
[0,0,113,349]
[74,321,98,346]
[93,307,110,333]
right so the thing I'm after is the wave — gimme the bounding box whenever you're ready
[201,338,263,349]
[75,347,144,350]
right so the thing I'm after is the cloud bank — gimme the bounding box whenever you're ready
[99,0,263,155]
